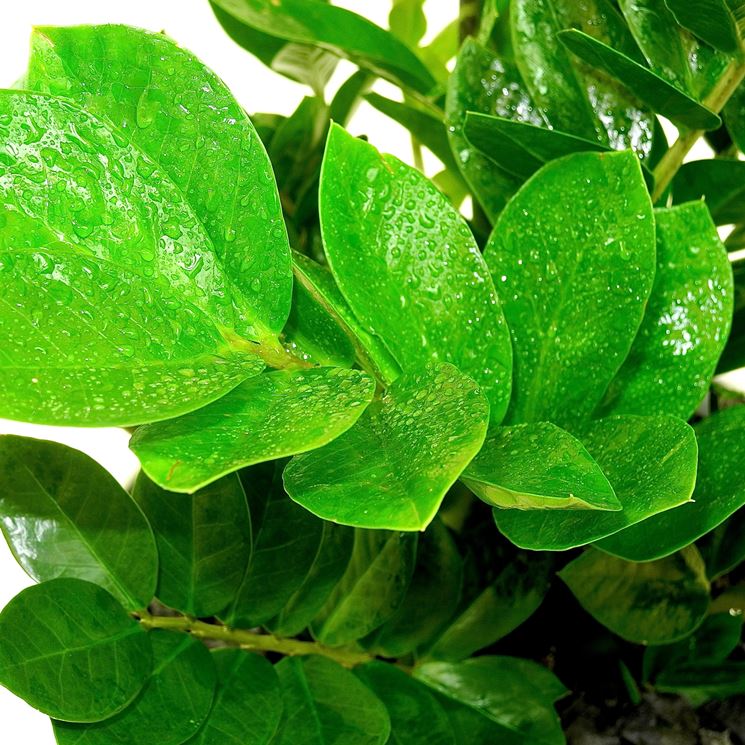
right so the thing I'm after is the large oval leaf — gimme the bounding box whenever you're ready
[285,363,490,531]
[131,367,375,492]
[484,150,655,427]
[0,578,152,722]
[0,436,157,610]
[320,124,513,421]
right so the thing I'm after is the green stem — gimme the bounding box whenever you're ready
[652,59,745,203]
[137,611,374,668]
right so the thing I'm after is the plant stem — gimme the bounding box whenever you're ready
[652,59,745,203]
[137,611,374,668]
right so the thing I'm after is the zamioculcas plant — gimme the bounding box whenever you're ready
[2,0,745,742]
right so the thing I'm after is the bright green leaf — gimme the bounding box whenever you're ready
[389,0,427,47]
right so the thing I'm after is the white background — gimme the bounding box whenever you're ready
[0,1,742,742]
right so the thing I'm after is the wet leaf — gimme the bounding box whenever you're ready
[0,579,152,722]
[663,0,742,55]
[130,367,375,492]
[672,159,745,225]
[284,363,490,531]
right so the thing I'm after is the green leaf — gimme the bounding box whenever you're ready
[672,159,745,225]
[724,81,745,153]
[597,202,733,420]
[320,125,512,420]
[0,578,151,722]
[132,473,251,618]
[285,363,490,531]
[484,151,655,427]
[266,521,354,637]
[361,520,463,658]
[445,38,531,220]
[273,656,390,745]
[311,529,417,647]
[656,661,745,701]
[596,405,745,561]
[559,547,710,645]
[354,662,456,745]
[664,0,742,55]
[130,367,375,492]
[0,436,156,610]
[223,464,325,628]
[210,0,435,94]
[27,24,292,339]
[416,657,567,745]
[53,631,216,745]
[717,259,745,374]
[462,422,620,511]
[0,91,264,426]
[698,507,745,579]
[558,30,722,130]
[494,415,698,551]
[190,649,282,745]
[389,0,427,47]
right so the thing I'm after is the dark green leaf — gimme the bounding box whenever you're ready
[354,662,456,745]
[130,367,375,492]
[724,80,745,153]
[0,436,156,610]
[597,202,733,420]
[717,259,745,374]
[190,649,282,745]
[320,125,512,420]
[559,547,710,644]
[416,657,567,745]
[0,579,151,722]
[698,507,745,579]
[672,159,745,225]
[53,631,215,745]
[463,422,619,510]
[656,661,745,701]
[494,415,698,551]
[273,656,390,745]
[132,473,251,618]
[664,0,742,55]
[596,405,745,561]
[311,529,417,647]
[210,0,435,94]
[285,363,489,531]
[484,151,655,427]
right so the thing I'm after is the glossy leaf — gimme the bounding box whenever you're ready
[190,649,282,745]
[416,657,567,745]
[598,202,733,420]
[132,473,251,618]
[664,0,742,55]
[273,656,390,745]
[320,125,512,419]
[463,422,619,511]
[311,529,417,647]
[559,547,710,644]
[717,259,745,374]
[597,405,745,561]
[210,0,435,94]
[0,579,151,722]
[484,151,655,427]
[0,91,264,426]
[54,632,216,745]
[285,363,489,531]
[355,662,455,745]
[27,25,292,339]
[558,30,721,130]
[494,415,698,551]
[130,367,375,492]
[672,159,745,225]
[0,436,156,610]
[698,507,745,580]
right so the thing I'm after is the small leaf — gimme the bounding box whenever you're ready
[320,125,512,420]
[596,405,745,561]
[462,422,620,511]
[53,631,216,745]
[273,656,390,745]
[416,657,567,745]
[717,259,745,374]
[0,436,157,610]
[190,649,282,745]
[285,363,490,531]
[664,0,742,55]
[484,151,656,427]
[559,547,710,645]
[0,578,151,722]
[132,473,251,618]
[656,661,745,701]
[311,529,417,647]
[494,415,698,551]
[355,662,456,745]
[131,367,375,492]
[597,202,733,420]
[672,159,745,225]
[698,507,745,580]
